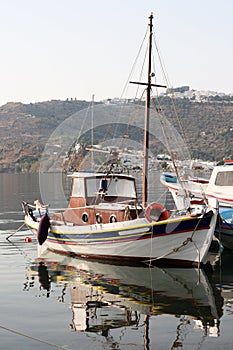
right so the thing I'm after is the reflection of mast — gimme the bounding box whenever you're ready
[144,315,150,350]
[70,283,139,333]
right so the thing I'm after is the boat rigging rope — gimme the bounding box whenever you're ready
[115,27,148,152]
[0,325,70,350]
[151,29,199,200]
[151,96,190,200]
[120,27,148,100]
[152,30,192,161]
[145,209,207,267]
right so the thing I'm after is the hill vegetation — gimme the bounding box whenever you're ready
[0,95,232,173]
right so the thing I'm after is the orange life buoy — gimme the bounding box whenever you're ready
[145,202,169,222]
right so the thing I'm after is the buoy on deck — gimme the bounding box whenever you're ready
[145,202,169,222]
[25,236,32,243]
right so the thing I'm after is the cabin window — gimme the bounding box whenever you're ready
[72,178,85,197]
[86,178,101,197]
[86,177,136,198]
[107,179,136,198]
[215,171,233,186]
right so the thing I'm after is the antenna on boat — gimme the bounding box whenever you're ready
[130,13,166,206]
[91,94,94,168]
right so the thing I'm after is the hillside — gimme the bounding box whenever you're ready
[0,99,90,172]
[0,95,232,173]
[159,96,233,161]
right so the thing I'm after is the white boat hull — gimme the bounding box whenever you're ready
[25,208,217,267]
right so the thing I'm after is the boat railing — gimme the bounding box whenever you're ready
[23,199,142,215]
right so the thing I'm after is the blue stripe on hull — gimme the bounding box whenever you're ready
[155,215,212,235]
[47,229,152,244]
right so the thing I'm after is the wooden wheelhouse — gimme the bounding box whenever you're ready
[52,172,142,225]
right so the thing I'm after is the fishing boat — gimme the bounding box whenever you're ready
[160,162,233,250]
[22,13,218,267]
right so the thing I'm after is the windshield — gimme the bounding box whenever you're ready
[86,177,136,198]
[215,171,233,186]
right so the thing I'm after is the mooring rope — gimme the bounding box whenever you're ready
[6,222,26,240]
[0,325,70,349]
[145,211,207,267]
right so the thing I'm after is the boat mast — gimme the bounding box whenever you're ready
[142,12,153,206]
[91,94,94,168]
[130,13,166,206]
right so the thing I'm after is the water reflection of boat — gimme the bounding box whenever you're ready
[211,250,233,305]
[27,249,223,341]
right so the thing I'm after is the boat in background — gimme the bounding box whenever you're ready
[161,162,233,250]
[161,161,233,206]
[22,13,218,267]
[215,206,233,250]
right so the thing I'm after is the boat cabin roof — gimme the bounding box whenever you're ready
[69,172,138,205]
[69,171,135,180]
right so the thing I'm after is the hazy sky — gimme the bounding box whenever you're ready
[0,0,232,106]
